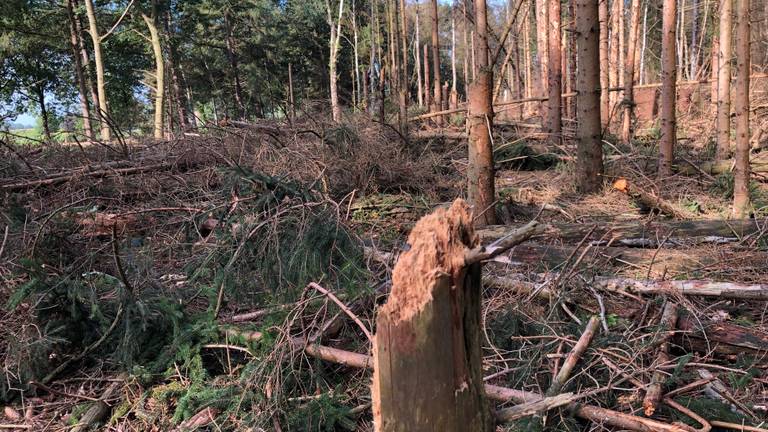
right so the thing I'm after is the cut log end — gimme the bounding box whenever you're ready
[382,199,478,324]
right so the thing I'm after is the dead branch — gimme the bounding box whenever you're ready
[464,220,545,265]
[495,392,576,422]
[612,178,692,219]
[643,302,679,416]
[70,373,127,432]
[546,316,601,396]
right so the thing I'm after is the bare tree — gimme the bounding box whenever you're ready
[576,0,604,192]
[467,0,497,226]
[732,0,750,216]
[327,0,346,122]
[658,0,677,177]
[621,0,642,144]
[716,0,733,160]
[546,0,562,144]
[142,1,164,140]
[65,0,93,140]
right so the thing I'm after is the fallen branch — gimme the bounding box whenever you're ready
[643,302,679,416]
[70,373,127,432]
[464,220,545,265]
[546,316,601,396]
[613,178,691,219]
[308,282,372,341]
[678,315,768,353]
[495,392,577,422]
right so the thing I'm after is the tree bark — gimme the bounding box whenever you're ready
[372,201,492,431]
[143,8,164,140]
[328,0,345,122]
[598,0,609,128]
[716,0,733,159]
[83,0,110,141]
[643,302,678,416]
[223,11,246,120]
[416,8,424,107]
[451,11,458,109]
[546,0,562,145]
[732,0,750,216]
[66,0,93,141]
[575,0,603,193]
[659,0,677,178]
[424,43,432,108]
[710,32,719,114]
[164,11,188,132]
[430,0,443,119]
[536,0,549,113]
[467,0,497,226]
[35,84,52,142]
[621,0,641,144]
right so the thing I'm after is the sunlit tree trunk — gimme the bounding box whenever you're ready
[659,0,677,177]
[639,0,648,84]
[450,11,458,109]
[424,43,432,107]
[430,0,443,118]
[716,0,733,160]
[536,0,549,112]
[608,0,619,119]
[416,7,424,107]
[621,0,641,144]
[710,33,719,114]
[398,0,409,135]
[546,0,562,144]
[143,6,164,140]
[467,0,497,226]
[353,0,362,111]
[327,0,345,122]
[576,0,603,192]
[463,0,469,100]
[598,0,609,128]
[164,11,189,132]
[83,0,110,140]
[732,0,750,216]
[66,0,93,140]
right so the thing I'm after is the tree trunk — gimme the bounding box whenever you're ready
[732,0,750,216]
[710,33,719,114]
[659,0,677,178]
[546,0,562,145]
[566,0,577,119]
[164,11,189,132]
[416,9,424,107]
[430,0,443,119]
[467,0,497,226]
[576,0,603,193]
[72,0,101,135]
[716,0,733,160]
[450,12,459,109]
[83,0,110,141]
[288,63,296,121]
[690,0,700,78]
[608,0,619,117]
[36,84,52,142]
[399,0,408,134]
[639,1,648,84]
[224,11,245,119]
[328,0,345,122]
[371,201,492,431]
[424,43,432,108]
[353,0,362,111]
[143,9,164,140]
[598,0,609,128]
[463,0,470,100]
[65,0,93,141]
[536,0,549,113]
[621,0,642,144]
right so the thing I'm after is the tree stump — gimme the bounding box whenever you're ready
[372,200,492,432]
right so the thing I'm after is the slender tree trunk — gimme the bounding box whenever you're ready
[66,0,93,140]
[468,0,497,226]
[164,11,188,132]
[328,0,345,122]
[288,63,296,121]
[463,0,470,100]
[639,0,648,84]
[732,0,750,216]
[576,0,604,192]
[546,0,562,144]
[536,0,549,113]
[598,0,609,128]
[524,1,533,101]
[143,9,164,140]
[72,0,101,134]
[424,43,432,107]
[621,0,641,144]
[711,33,719,114]
[397,0,408,135]
[618,0,625,89]
[430,0,443,117]
[451,11,458,108]
[83,0,110,140]
[608,0,619,118]
[567,0,577,118]
[416,8,424,107]
[224,11,246,119]
[716,0,733,160]
[353,0,362,111]
[659,0,677,177]
[690,0,699,78]
[36,84,52,142]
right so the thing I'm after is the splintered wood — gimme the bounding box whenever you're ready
[372,199,492,432]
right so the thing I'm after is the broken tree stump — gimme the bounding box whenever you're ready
[372,200,493,432]
[612,178,691,219]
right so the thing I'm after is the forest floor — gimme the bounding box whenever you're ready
[1,110,768,431]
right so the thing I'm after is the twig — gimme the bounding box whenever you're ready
[308,282,372,342]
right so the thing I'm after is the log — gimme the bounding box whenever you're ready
[643,302,679,416]
[678,315,768,353]
[478,219,762,247]
[371,200,493,431]
[612,178,691,219]
[495,392,577,422]
[70,373,126,432]
[594,277,768,300]
[676,155,768,175]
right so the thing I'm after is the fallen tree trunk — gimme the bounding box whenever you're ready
[677,315,768,353]
[676,155,768,175]
[478,219,763,247]
[643,302,679,416]
[594,277,768,300]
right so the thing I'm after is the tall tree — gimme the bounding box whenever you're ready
[83,0,110,140]
[598,0,609,128]
[732,0,750,216]
[430,0,442,115]
[415,6,423,107]
[536,0,549,103]
[65,0,94,140]
[327,0,345,122]
[576,0,603,192]
[546,0,562,144]
[142,1,164,140]
[467,0,497,226]
[621,0,642,144]
[659,0,677,177]
[716,0,733,160]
